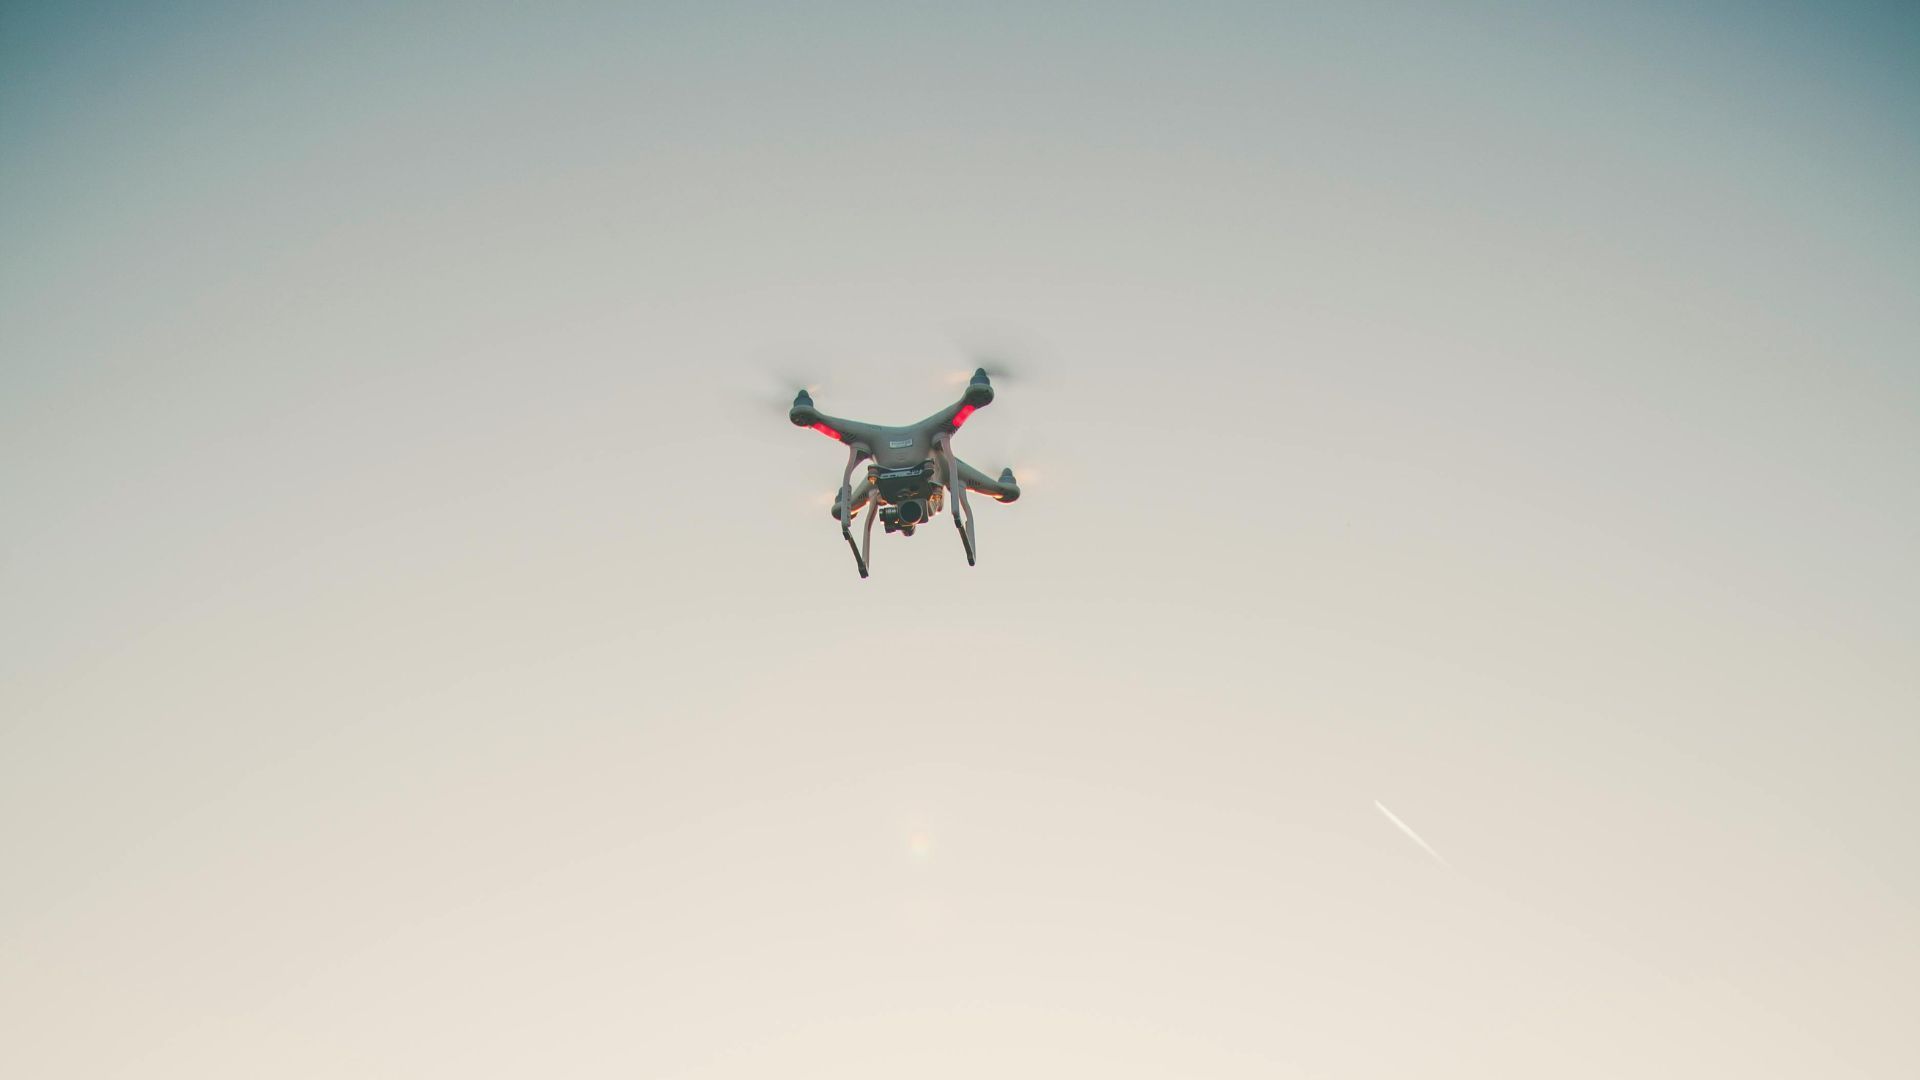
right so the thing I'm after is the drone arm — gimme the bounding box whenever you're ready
[915,369,996,434]
[951,456,1021,503]
[791,395,884,450]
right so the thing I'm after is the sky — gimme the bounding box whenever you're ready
[3,2,1917,1076]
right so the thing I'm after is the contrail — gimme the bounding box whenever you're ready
[1375,800,1450,868]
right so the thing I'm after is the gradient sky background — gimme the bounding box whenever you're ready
[3,3,1917,1077]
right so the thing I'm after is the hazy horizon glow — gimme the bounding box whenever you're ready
[4,3,1917,1077]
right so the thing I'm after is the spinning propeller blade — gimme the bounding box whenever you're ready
[962,425,1054,490]
[942,331,1041,389]
[733,357,833,418]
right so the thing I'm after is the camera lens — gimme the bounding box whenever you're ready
[897,499,925,525]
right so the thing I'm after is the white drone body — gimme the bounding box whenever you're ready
[789,368,1019,578]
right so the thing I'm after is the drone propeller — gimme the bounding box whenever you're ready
[732,359,832,419]
[942,358,1033,393]
[944,359,1025,387]
[942,331,1042,390]
[963,426,1055,491]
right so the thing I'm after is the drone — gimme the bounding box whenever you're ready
[789,367,1020,578]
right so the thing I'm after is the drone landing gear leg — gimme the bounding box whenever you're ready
[953,484,976,566]
[842,523,868,578]
[937,437,977,567]
[860,483,879,572]
[838,446,870,579]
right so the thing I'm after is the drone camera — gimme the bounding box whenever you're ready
[871,463,940,535]
[880,499,927,534]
